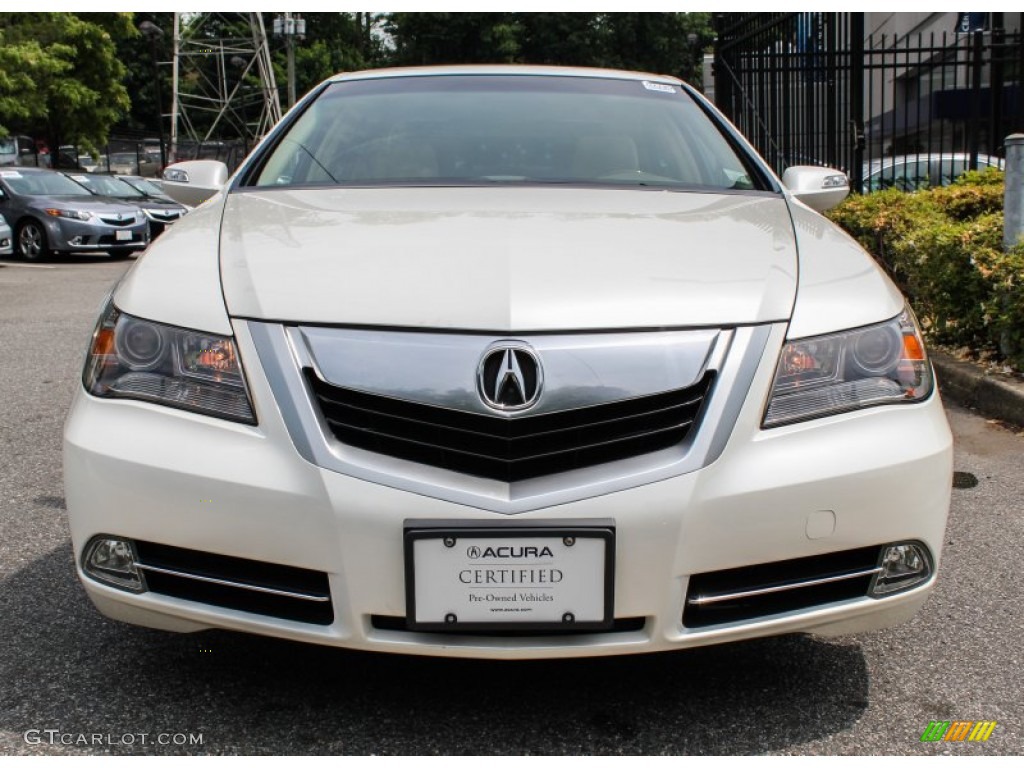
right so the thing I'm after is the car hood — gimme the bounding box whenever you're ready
[23,194,142,214]
[137,199,186,213]
[219,187,798,331]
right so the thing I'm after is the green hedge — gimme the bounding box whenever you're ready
[827,168,1024,371]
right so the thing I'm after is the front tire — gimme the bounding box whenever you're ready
[16,219,51,261]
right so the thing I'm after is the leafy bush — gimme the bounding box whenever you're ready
[828,168,1024,370]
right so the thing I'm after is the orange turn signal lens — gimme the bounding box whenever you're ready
[91,327,116,357]
[902,332,926,361]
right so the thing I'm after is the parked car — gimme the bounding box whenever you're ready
[109,151,162,178]
[0,213,12,256]
[63,172,187,238]
[79,154,109,174]
[0,168,149,260]
[0,134,39,167]
[66,66,951,659]
[862,152,1003,192]
[117,175,171,200]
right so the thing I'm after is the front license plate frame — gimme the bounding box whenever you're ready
[114,229,132,241]
[404,520,615,632]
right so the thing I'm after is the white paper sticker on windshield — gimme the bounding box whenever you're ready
[71,175,88,182]
[0,170,23,178]
[642,81,677,94]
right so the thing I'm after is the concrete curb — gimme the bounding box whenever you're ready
[932,350,1024,428]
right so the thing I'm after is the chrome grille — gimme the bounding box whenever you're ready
[99,214,137,226]
[306,369,714,482]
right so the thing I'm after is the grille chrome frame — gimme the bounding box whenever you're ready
[98,214,138,226]
[244,320,778,515]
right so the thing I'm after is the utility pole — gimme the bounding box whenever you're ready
[287,15,295,109]
[273,13,306,109]
[138,20,168,170]
[170,13,180,164]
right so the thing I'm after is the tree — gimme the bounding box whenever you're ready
[114,11,175,136]
[385,13,524,66]
[0,12,134,163]
[382,13,712,86]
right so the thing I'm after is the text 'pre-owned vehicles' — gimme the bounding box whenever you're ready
[0,168,149,260]
[65,66,952,660]
[63,173,188,239]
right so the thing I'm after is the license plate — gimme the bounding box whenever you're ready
[115,230,132,241]
[405,525,614,631]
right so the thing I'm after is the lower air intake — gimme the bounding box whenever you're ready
[133,540,334,625]
[684,546,883,628]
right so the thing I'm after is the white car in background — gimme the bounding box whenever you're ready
[64,66,952,659]
[862,152,1004,192]
[0,213,12,256]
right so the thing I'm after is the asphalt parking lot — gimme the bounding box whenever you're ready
[0,255,1021,756]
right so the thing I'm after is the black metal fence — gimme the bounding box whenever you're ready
[16,132,249,176]
[713,13,1024,191]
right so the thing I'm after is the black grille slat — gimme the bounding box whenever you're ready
[306,369,714,481]
[684,546,881,629]
[324,408,697,463]
[316,387,705,442]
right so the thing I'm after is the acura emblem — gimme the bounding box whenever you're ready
[477,343,543,411]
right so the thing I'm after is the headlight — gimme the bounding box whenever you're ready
[83,300,256,424]
[764,307,932,427]
[44,208,91,221]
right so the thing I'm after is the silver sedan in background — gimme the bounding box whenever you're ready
[64,173,187,239]
[0,168,149,260]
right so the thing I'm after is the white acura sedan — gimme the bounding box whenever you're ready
[64,66,952,659]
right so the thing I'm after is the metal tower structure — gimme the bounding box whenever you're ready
[169,12,282,164]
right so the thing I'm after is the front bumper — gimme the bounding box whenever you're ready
[64,321,953,659]
[44,216,149,252]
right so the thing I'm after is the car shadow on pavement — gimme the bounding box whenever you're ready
[0,544,870,755]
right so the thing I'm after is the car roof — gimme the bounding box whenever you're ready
[328,64,683,86]
[864,153,1000,171]
[0,167,56,174]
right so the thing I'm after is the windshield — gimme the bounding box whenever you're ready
[0,138,15,155]
[1,171,93,196]
[124,178,166,196]
[253,75,758,192]
[70,173,143,197]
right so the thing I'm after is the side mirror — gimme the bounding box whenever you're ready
[161,160,229,208]
[781,166,850,212]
